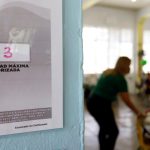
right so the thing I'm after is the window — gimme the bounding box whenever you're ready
[83,26,133,74]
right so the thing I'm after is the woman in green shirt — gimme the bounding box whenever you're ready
[87,56,144,150]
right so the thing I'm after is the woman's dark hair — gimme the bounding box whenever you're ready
[114,56,131,74]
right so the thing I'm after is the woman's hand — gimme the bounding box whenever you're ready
[137,112,146,118]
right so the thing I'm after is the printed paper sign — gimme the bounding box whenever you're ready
[0,0,63,135]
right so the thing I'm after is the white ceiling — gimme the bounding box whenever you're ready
[83,0,150,10]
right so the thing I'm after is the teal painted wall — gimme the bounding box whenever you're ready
[0,0,83,149]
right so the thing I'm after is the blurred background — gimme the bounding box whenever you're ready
[82,0,150,149]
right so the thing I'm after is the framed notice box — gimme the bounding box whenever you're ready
[0,0,63,135]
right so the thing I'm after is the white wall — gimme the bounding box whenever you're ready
[137,5,150,29]
[137,6,150,19]
[83,6,136,28]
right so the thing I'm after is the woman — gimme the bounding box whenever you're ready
[87,56,144,150]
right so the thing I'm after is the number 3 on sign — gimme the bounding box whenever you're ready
[4,47,13,58]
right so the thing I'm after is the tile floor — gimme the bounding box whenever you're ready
[84,95,149,150]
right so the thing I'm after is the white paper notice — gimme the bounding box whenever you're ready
[0,0,63,135]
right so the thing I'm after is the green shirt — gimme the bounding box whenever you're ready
[91,74,128,102]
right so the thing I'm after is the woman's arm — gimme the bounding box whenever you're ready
[119,92,144,117]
